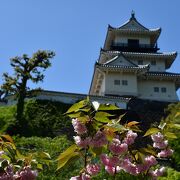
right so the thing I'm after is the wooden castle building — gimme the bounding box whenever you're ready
[89,12,180,102]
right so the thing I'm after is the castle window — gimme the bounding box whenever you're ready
[161,87,167,93]
[138,60,143,65]
[151,60,156,65]
[154,87,159,92]
[128,39,139,47]
[122,80,128,85]
[114,80,120,85]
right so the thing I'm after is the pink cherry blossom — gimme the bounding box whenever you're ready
[109,138,128,155]
[123,130,137,145]
[80,173,91,180]
[144,155,158,167]
[153,140,168,149]
[74,136,91,148]
[86,164,100,175]
[105,166,116,175]
[70,173,91,180]
[151,132,164,143]
[100,154,119,167]
[149,167,166,178]
[90,131,107,147]
[16,166,38,180]
[72,118,87,135]
[157,148,174,158]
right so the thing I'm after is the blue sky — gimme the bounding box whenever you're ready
[0,0,179,98]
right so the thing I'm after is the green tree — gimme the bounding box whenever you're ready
[1,50,55,133]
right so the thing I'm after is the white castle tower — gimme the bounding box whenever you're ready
[89,12,180,102]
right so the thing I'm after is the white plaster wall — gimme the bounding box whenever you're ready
[99,77,105,96]
[138,80,178,101]
[114,35,150,45]
[105,72,138,96]
[128,58,166,72]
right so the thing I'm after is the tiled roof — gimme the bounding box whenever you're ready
[96,62,149,70]
[146,72,180,77]
[109,26,161,34]
[108,12,161,34]
[101,49,177,57]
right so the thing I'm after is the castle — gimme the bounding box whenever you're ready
[89,12,180,103]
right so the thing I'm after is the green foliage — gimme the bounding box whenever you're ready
[0,105,16,133]
[0,134,51,178]
[15,136,81,179]
[158,168,180,180]
[23,99,72,137]
[0,99,72,137]
[163,102,180,170]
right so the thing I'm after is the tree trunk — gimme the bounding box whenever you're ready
[16,78,27,134]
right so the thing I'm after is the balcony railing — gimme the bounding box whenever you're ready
[110,42,159,53]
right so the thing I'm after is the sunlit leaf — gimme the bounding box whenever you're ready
[92,101,100,111]
[66,100,88,114]
[38,152,51,159]
[57,152,79,171]
[94,112,112,123]
[165,132,177,139]
[143,128,159,137]
[1,135,14,143]
[168,123,180,129]
[175,112,180,118]
[37,163,43,170]
[127,121,140,127]
[98,104,120,111]
[57,144,78,161]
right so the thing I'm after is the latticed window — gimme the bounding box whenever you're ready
[154,87,159,92]
[122,80,128,85]
[114,80,120,85]
[161,87,167,93]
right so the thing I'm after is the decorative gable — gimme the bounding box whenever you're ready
[104,55,137,67]
[119,12,148,31]
[119,19,147,31]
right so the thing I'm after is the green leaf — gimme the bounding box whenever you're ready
[37,163,43,170]
[175,112,180,118]
[143,128,160,137]
[66,100,88,114]
[94,112,113,123]
[168,123,180,129]
[57,144,78,161]
[38,152,51,160]
[57,152,79,171]
[98,104,120,111]
[90,147,103,156]
[140,147,156,156]
[68,112,83,118]
[105,123,127,132]
[165,132,177,139]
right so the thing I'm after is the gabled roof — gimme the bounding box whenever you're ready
[100,49,177,69]
[104,12,161,50]
[96,62,150,71]
[104,53,138,67]
[109,11,151,31]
